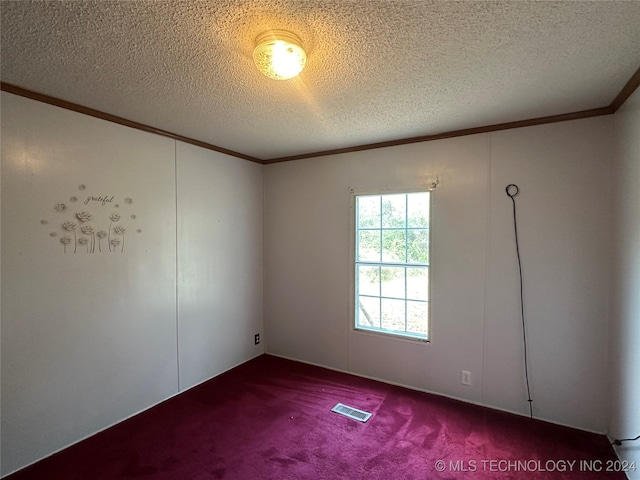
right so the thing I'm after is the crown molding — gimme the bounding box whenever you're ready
[610,65,640,112]
[262,106,614,164]
[0,82,262,164]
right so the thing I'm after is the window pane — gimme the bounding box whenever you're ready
[358,230,380,262]
[358,296,380,329]
[381,298,406,331]
[358,266,380,297]
[358,196,380,228]
[354,191,430,341]
[382,230,406,262]
[381,194,406,228]
[406,267,428,301]
[407,229,429,264]
[407,192,429,228]
[380,266,404,299]
[407,301,428,336]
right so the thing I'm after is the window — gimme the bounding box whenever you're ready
[354,192,430,340]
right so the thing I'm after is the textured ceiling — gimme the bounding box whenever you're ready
[2,0,640,161]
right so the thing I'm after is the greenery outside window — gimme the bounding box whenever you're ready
[354,192,430,340]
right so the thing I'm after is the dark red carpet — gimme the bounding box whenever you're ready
[7,354,623,479]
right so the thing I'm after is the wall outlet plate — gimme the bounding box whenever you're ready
[254,333,260,345]
[462,370,471,386]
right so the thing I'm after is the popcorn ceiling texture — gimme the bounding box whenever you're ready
[2,0,640,160]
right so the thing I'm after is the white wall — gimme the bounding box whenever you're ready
[610,87,640,478]
[487,121,611,430]
[0,92,264,476]
[177,141,263,390]
[265,116,613,432]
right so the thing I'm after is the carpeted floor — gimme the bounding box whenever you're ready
[7,354,624,479]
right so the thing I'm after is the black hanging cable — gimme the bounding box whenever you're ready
[506,184,533,419]
[611,434,640,446]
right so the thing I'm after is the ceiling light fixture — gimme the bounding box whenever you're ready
[253,30,306,80]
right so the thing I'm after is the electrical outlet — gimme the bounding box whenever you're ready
[254,333,260,345]
[462,370,471,386]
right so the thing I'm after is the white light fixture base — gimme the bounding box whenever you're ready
[253,30,306,80]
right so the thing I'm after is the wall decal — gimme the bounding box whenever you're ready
[110,238,121,251]
[76,211,92,224]
[96,230,108,252]
[113,226,126,253]
[60,236,72,253]
[62,221,78,253]
[42,184,140,254]
[78,236,89,253]
[80,225,95,253]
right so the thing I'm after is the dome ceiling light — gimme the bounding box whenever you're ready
[253,30,306,80]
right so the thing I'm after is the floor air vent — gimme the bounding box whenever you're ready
[331,403,372,422]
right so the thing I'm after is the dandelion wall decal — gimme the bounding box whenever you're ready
[62,221,77,230]
[46,188,140,255]
[113,225,126,253]
[108,213,120,252]
[96,230,107,253]
[62,221,78,253]
[60,236,72,253]
[110,238,121,252]
[78,236,89,253]
[81,225,95,253]
[76,211,92,223]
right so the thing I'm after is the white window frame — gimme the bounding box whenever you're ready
[351,188,432,342]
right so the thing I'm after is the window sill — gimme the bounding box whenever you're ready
[353,327,430,344]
